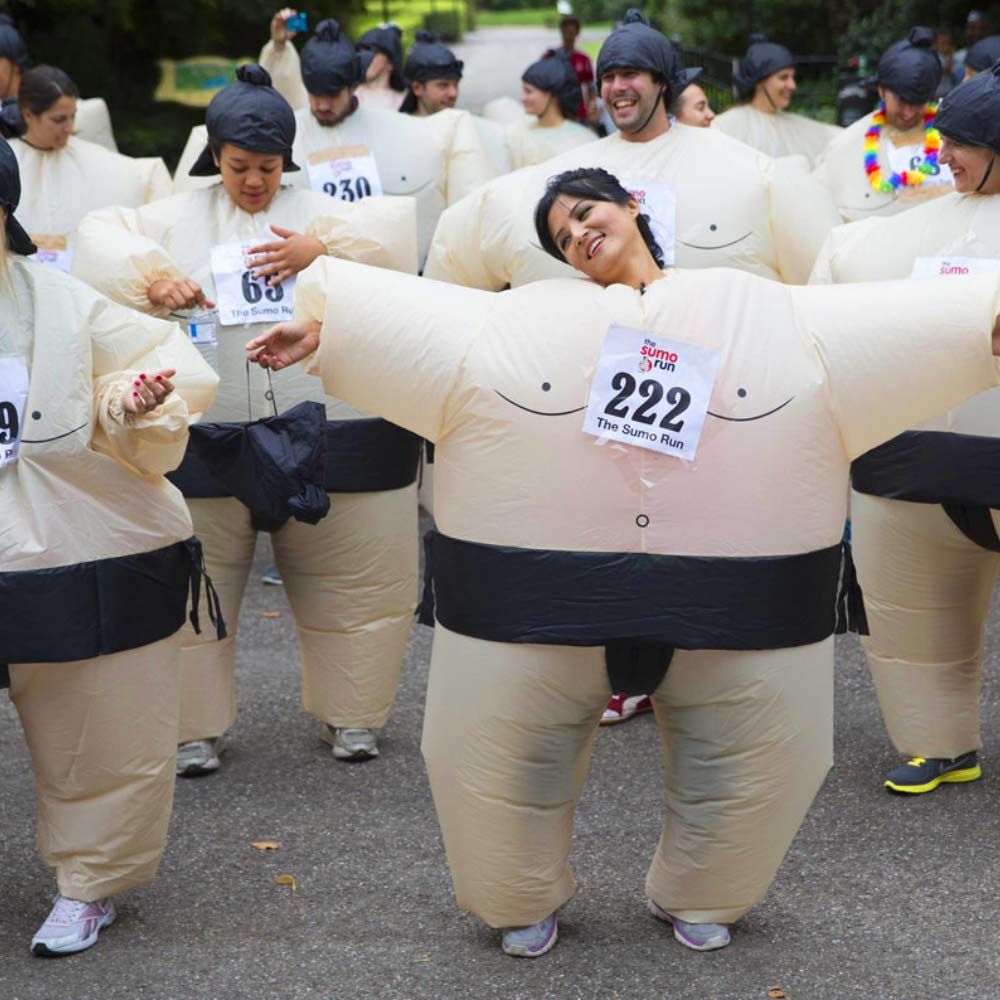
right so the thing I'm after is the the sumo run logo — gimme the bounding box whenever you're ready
[939,261,970,276]
[638,337,677,373]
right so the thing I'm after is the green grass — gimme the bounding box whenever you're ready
[352,1,468,44]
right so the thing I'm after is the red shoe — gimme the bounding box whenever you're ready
[601,693,653,725]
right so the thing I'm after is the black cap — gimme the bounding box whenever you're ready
[522,52,582,118]
[935,58,1000,155]
[0,137,35,255]
[301,19,361,95]
[596,10,691,101]
[966,35,1000,74]
[189,64,299,176]
[733,36,795,100]
[0,15,30,71]
[403,31,463,83]
[877,26,942,105]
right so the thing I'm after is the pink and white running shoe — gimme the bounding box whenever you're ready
[31,895,116,956]
[601,693,654,725]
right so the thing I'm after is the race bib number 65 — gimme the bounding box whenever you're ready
[210,241,297,327]
[0,356,29,467]
[584,324,720,462]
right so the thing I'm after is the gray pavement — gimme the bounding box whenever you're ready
[4,530,1000,1000]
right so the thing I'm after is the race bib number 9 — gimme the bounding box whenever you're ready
[0,356,29,467]
[307,144,384,202]
[621,179,676,266]
[911,256,1000,280]
[584,324,720,462]
[210,241,297,327]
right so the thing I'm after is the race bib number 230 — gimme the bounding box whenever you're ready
[583,324,720,462]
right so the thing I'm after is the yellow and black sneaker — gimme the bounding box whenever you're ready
[884,751,981,794]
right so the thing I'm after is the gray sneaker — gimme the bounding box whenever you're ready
[502,913,558,957]
[176,737,223,777]
[647,898,730,951]
[322,725,379,761]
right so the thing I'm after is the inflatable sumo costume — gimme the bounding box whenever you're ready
[277,203,1000,939]
[178,24,491,269]
[714,37,840,166]
[356,24,407,111]
[0,136,219,936]
[507,54,596,170]
[812,64,1000,789]
[72,66,421,766]
[814,27,953,222]
[425,12,841,288]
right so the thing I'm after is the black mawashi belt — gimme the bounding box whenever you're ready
[418,530,859,695]
[852,430,1000,551]
[0,537,225,686]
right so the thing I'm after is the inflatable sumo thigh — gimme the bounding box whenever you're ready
[424,122,841,290]
[420,108,503,196]
[714,104,840,167]
[293,256,1000,927]
[813,192,1000,758]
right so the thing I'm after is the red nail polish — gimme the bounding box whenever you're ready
[155,375,163,382]
[140,374,147,380]
[133,392,139,397]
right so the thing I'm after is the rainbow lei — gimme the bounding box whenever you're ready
[863,101,941,192]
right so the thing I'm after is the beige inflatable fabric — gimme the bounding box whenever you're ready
[259,38,308,111]
[72,187,420,741]
[293,256,1000,926]
[356,83,405,111]
[12,136,170,269]
[175,109,492,269]
[75,97,117,151]
[3,258,217,899]
[812,191,1000,758]
[813,109,954,222]
[467,113,512,176]
[424,122,841,289]
[506,117,597,170]
[483,95,527,125]
[714,104,841,167]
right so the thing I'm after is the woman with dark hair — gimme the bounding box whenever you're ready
[0,134,219,956]
[507,54,595,169]
[247,164,1000,958]
[12,65,171,273]
[356,23,407,111]
[714,36,840,165]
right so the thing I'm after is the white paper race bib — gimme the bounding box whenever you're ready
[0,356,29,466]
[29,234,73,273]
[584,324,720,462]
[621,179,676,266]
[885,143,953,187]
[910,256,1000,280]
[210,242,296,327]
[306,144,384,202]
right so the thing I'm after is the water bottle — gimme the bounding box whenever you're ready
[185,309,219,372]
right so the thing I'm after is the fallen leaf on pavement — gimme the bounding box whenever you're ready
[768,989,787,999]
[260,610,281,619]
[413,957,432,964]
[251,840,280,851]
[275,874,297,891]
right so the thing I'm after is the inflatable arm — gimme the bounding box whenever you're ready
[295,258,492,441]
[259,39,309,111]
[424,109,499,204]
[306,195,419,274]
[89,299,219,477]
[796,274,1000,458]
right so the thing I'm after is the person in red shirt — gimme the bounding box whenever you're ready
[545,16,594,122]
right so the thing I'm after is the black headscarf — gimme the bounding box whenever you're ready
[522,52,582,119]
[733,36,795,100]
[936,58,1000,158]
[0,15,31,71]
[301,19,360,95]
[357,23,406,91]
[189,64,299,176]
[877,26,942,105]
[0,137,36,255]
[595,10,693,104]
[966,35,1000,75]
[399,31,463,113]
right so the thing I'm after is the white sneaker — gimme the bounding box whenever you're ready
[322,725,379,761]
[176,737,222,776]
[32,895,116,956]
[502,913,558,957]
[647,898,731,951]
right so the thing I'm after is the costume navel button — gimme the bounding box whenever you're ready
[636,514,650,528]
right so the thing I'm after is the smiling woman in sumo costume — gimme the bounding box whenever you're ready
[248,166,1000,959]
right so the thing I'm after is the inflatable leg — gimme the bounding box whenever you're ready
[421,626,609,928]
[9,634,181,901]
[276,485,418,729]
[179,497,257,742]
[645,640,833,925]
[851,491,999,758]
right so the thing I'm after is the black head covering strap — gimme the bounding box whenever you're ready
[733,35,795,102]
[189,64,299,176]
[936,58,1000,188]
[523,51,582,119]
[0,137,35,255]
[966,35,1000,74]
[877,26,942,106]
[0,15,30,70]
[301,19,361,95]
